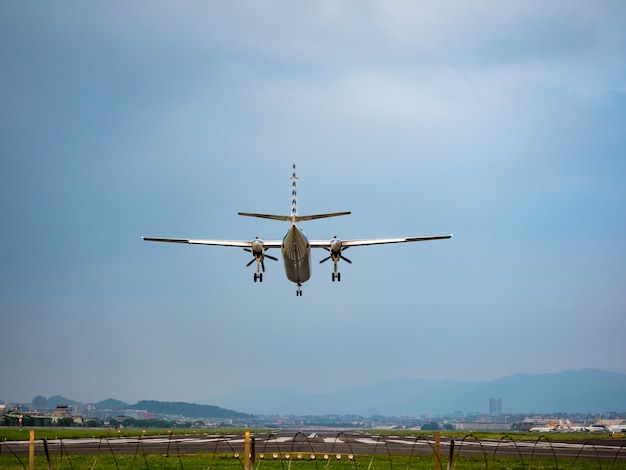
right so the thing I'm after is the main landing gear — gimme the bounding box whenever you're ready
[245,237,277,284]
[320,238,351,283]
[296,283,303,296]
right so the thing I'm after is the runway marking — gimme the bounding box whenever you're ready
[322,437,344,443]
[354,438,384,445]
[385,438,432,446]
[267,437,294,443]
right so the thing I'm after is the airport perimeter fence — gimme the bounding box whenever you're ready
[1,430,626,470]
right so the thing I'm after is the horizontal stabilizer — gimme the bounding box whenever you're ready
[296,211,351,221]
[238,211,351,222]
[237,212,291,221]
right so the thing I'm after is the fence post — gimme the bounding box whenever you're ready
[435,432,440,470]
[43,438,52,470]
[29,429,35,470]
[447,439,454,470]
[251,436,255,470]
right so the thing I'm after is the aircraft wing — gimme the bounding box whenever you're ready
[142,237,283,248]
[309,235,452,248]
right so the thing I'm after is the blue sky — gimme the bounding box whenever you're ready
[1,1,625,407]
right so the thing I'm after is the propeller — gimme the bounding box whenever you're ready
[244,237,278,272]
[244,251,278,271]
[319,246,352,264]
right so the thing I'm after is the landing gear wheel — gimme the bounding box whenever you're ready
[259,272,263,282]
[337,272,341,282]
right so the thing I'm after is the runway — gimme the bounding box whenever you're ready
[3,432,625,464]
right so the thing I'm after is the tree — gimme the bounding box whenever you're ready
[56,417,74,427]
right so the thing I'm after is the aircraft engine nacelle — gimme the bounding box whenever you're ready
[251,238,265,260]
[246,238,278,274]
[329,237,342,262]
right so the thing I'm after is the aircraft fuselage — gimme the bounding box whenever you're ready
[282,224,311,285]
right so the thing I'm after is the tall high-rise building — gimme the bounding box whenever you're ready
[489,397,502,416]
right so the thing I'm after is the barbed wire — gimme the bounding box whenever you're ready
[1,431,625,469]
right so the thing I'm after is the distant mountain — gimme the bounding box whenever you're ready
[211,369,626,416]
[94,398,129,410]
[46,395,79,407]
[129,400,252,419]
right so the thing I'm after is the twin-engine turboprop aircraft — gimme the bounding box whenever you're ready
[143,163,452,296]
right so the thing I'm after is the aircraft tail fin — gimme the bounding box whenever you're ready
[291,161,298,217]
[238,162,350,224]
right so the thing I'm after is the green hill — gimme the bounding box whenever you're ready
[131,400,252,419]
[94,398,130,410]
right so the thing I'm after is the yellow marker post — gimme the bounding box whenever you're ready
[244,431,250,470]
[29,429,35,470]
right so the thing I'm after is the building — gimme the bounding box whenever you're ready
[489,398,502,416]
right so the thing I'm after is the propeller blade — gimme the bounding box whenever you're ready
[319,256,331,264]
[262,260,266,272]
[341,256,352,264]
[265,254,279,261]
[246,258,255,267]
[244,248,252,253]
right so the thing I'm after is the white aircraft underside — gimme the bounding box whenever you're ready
[143,163,452,296]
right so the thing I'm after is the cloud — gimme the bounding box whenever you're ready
[1,0,625,405]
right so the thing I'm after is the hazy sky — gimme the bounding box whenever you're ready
[2,1,625,407]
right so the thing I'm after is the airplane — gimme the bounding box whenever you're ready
[529,421,558,432]
[608,422,626,433]
[562,419,586,432]
[143,163,452,296]
[585,423,608,433]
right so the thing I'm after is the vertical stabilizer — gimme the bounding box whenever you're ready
[238,162,350,223]
[291,162,298,218]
